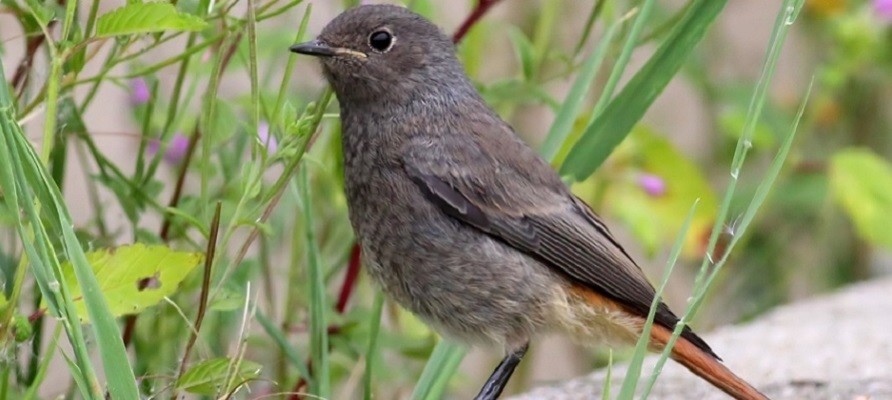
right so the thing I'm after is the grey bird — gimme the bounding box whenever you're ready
[290,5,767,400]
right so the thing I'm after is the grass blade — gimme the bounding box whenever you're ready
[60,227,140,399]
[618,199,700,399]
[587,0,657,126]
[643,1,808,396]
[539,14,624,161]
[560,0,729,181]
[272,4,313,124]
[24,325,62,399]
[256,310,312,382]
[714,80,813,272]
[411,341,467,400]
[363,291,385,400]
[601,350,613,400]
[1,61,139,399]
[299,167,330,397]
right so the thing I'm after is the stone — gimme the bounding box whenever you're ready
[511,277,892,399]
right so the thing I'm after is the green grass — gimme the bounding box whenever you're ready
[0,0,882,398]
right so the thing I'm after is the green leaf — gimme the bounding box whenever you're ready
[559,0,729,181]
[539,16,623,161]
[23,0,55,27]
[411,341,467,400]
[64,25,87,74]
[364,291,385,400]
[256,310,312,382]
[175,357,262,395]
[619,199,699,398]
[95,3,207,38]
[480,79,560,111]
[300,167,331,397]
[829,148,892,249]
[57,244,202,321]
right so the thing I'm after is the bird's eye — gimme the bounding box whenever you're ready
[368,30,393,52]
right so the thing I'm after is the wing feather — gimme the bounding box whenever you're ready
[401,128,716,357]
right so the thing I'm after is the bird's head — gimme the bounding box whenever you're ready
[290,5,473,105]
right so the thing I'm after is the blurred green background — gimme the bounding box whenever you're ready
[0,0,890,398]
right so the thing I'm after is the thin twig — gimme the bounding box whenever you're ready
[160,128,202,241]
[170,202,222,400]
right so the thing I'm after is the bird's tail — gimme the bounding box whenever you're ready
[649,324,769,400]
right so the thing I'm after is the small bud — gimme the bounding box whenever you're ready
[637,173,666,197]
[129,78,150,105]
[257,121,278,154]
[147,133,191,164]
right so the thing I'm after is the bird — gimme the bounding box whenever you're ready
[289,4,768,400]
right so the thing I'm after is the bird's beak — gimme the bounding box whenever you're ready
[290,40,337,57]
[289,40,367,59]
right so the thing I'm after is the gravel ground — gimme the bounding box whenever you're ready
[510,277,892,400]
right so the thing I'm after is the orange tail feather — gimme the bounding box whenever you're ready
[650,324,769,400]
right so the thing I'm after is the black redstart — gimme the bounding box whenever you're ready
[290,5,768,400]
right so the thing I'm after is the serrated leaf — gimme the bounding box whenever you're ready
[829,148,892,249]
[23,0,55,27]
[176,357,261,395]
[63,26,88,75]
[57,243,202,321]
[96,3,207,38]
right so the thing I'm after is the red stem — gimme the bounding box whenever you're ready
[170,202,222,400]
[335,244,362,313]
[452,0,504,44]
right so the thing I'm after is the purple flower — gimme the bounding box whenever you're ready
[637,173,666,197]
[129,78,150,105]
[875,0,892,22]
[257,121,278,155]
[147,133,190,164]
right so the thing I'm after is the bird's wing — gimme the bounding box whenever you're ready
[401,121,714,356]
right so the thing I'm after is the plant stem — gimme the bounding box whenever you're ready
[452,0,503,44]
[170,202,222,400]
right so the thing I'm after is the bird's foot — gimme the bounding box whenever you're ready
[473,343,529,400]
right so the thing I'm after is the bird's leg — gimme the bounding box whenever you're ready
[473,342,530,400]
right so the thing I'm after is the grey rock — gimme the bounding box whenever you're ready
[511,277,892,399]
